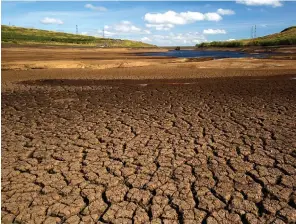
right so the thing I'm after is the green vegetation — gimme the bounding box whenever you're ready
[196,26,296,48]
[1,25,155,47]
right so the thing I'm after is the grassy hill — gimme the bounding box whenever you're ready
[196,26,296,48]
[1,25,155,48]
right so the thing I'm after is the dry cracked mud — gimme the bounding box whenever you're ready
[2,76,296,224]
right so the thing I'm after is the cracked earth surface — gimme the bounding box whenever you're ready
[2,77,296,224]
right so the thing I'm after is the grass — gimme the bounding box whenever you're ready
[196,26,296,48]
[1,25,156,48]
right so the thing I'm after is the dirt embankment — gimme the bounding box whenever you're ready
[2,46,296,74]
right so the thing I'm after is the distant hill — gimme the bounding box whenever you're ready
[1,25,155,48]
[196,26,296,48]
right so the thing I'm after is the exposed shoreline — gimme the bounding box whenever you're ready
[2,45,296,72]
[2,46,296,91]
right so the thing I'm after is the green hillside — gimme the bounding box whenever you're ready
[1,25,155,48]
[197,26,296,48]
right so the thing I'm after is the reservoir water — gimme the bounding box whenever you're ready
[141,50,268,59]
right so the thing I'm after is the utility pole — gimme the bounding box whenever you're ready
[254,25,257,38]
[76,25,78,35]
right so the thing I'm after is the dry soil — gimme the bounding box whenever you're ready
[1,47,296,224]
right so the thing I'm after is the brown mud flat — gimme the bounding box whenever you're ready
[2,75,296,223]
[1,46,296,223]
[2,46,296,72]
[1,46,174,71]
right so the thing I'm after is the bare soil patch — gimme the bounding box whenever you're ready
[2,46,296,223]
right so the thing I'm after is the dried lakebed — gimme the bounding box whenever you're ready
[2,76,296,224]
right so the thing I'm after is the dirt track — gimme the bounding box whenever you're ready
[2,47,296,224]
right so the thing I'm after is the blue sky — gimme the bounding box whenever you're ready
[2,1,296,46]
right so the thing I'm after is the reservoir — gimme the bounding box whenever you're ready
[140,50,268,59]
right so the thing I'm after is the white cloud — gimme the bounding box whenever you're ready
[146,24,174,31]
[236,0,282,7]
[141,37,152,42]
[40,17,63,25]
[192,39,202,44]
[217,8,235,15]
[104,21,150,36]
[148,32,207,46]
[145,11,188,25]
[144,10,222,30]
[85,4,107,11]
[81,32,88,35]
[104,30,116,37]
[227,38,236,41]
[113,21,141,33]
[180,11,207,22]
[203,29,227,34]
[204,13,222,21]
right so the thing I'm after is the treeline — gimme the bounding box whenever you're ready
[197,41,243,48]
[197,26,296,48]
[197,37,296,48]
